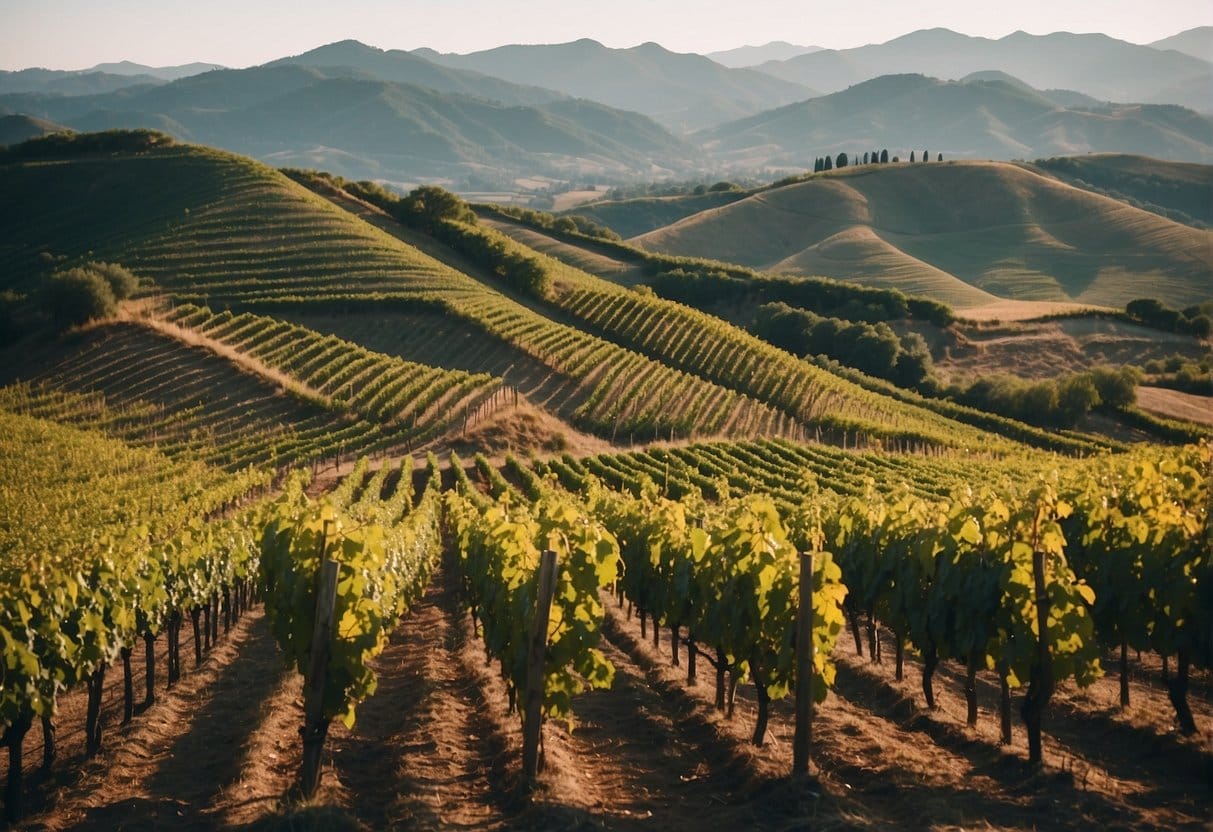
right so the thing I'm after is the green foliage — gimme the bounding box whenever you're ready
[1125,298,1212,337]
[753,302,934,388]
[40,267,117,328]
[260,479,441,728]
[949,366,1141,429]
[0,410,268,730]
[397,185,476,232]
[447,490,620,727]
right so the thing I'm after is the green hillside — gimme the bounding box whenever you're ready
[0,131,1069,455]
[1029,153,1213,228]
[632,160,1213,310]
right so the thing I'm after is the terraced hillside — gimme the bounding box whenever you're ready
[0,310,498,470]
[630,161,1213,310]
[1,133,1031,451]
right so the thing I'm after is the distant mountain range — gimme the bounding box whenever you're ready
[415,39,818,131]
[698,73,1213,167]
[754,28,1213,113]
[0,62,697,183]
[706,42,823,68]
[2,27,1211,186]
[0,61,223,96]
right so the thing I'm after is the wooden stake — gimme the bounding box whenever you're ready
[522,549,559,781]
[301,521,338,798]
[793,552,814,775]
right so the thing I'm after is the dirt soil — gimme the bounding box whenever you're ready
[10,567,1210,831]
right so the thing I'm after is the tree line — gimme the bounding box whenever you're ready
[814,149,943,172]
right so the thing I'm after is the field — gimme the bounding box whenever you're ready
[0,133,1209,831]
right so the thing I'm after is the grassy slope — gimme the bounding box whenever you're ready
[1027,153,1213,228]
[630,161,1213,310]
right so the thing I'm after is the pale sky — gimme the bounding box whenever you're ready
[1,0,1209,71]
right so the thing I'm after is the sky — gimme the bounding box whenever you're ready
[1,0,1210,70]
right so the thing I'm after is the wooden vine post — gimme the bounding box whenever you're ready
[793,552,814,775]
[522,549,559,782]
[301,521,338,798]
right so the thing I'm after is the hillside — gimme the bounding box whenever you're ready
[0,113,69,146]
[697,73,1213,167]
[0,62,697,184]
[1029,153,1213,227]
[0,131,1053,456]
[755,28,1213,112]
[416,39,818,131]
[631,160,1213,310]
[1149,26,1213,62]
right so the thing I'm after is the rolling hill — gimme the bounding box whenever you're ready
[0,131,1042,454]
[0,113,70,146]
[696,73,1213,167]
[631,160,1213,310]
[416,39,818,131]
[0,62,698,184]
[1029,153,1213,228]
[755,28,1213,113]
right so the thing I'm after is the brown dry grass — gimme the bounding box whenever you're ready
[1135,386,1213,426]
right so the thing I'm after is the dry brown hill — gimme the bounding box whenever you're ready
[632,160,1213,311]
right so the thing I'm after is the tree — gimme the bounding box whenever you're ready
[863,151,870,164]
[937,153,943,161]
[41,268,117,329]
[823,155,833,171]
[910,151,916,162]
[397,185,475,231]
[814,157,823,173]
[892,156,900,162]
[880,149,889,163]
[836,152,848,168]
[923,150,928,162]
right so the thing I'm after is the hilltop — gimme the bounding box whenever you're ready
[630,159,1213,310]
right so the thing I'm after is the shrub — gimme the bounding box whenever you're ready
[41,268,117,328]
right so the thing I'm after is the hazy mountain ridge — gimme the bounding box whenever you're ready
[1149,26,1213,62]
[697,73,1213,167]
[415,38,820,131]
[0,61,697,183]
[706,42,823,68]
[754,28,1213,113]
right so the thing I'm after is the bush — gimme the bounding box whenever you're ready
[41,268,117,328]
[85,261,139,300]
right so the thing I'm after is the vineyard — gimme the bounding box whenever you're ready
[0,134,1210,830]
